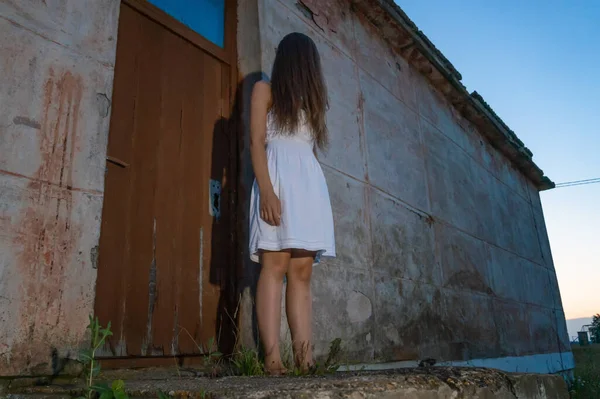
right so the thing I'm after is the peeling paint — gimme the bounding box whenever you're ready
[144,218,158,356]
[299,0,346,34]
[346,290,372,323]
[199,226,204,327]
[90,245,99,269]
[96,93,111,118]
[12,116,41,130]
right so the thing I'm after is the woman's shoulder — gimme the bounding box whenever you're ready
[251,80,273,112]
[252,80,272,98]
[251,81,273,123]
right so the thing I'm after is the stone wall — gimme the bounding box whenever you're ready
[252,0,572,372]
[0,0,119,376]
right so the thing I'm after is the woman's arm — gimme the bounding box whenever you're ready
[250,81,281,226]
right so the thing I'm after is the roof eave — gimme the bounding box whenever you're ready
[352,0,555,191]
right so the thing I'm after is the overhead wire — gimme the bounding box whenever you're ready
[554,177,600,188]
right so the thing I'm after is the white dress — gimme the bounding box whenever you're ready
[249,112,336,264]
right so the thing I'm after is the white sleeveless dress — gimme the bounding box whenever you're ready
[249,112,336,264]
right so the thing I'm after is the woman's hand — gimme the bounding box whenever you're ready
[260,189,282,226]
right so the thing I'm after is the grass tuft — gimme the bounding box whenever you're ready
[569,344,600,398]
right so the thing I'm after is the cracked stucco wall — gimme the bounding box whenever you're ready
[0,0,119,376]
[250,0,571,372]
[0,0,571,377]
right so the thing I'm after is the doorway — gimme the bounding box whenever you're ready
[94,0,237,363]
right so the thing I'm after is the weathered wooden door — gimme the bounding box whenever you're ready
[95,0,237,360]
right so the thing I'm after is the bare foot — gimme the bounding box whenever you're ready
[265,365,288,376]
[297,361,315,374]
[264,358,288,376]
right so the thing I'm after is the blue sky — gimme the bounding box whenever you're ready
[396,0,600,319]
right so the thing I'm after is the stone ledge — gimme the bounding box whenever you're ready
[4,367,569,398]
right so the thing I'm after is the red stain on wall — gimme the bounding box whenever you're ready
[9,69,84,371]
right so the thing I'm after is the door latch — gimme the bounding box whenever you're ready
[209,179,221,219]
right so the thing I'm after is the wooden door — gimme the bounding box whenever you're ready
[95,0,237,360]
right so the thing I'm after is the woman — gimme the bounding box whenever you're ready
[249,32,336,375]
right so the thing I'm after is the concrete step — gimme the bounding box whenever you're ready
[2,367,569,398]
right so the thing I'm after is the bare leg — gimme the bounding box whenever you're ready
[257,250,291,375]
[286,250,315,370]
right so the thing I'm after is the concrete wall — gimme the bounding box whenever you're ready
[0,0,119,376]
[251,0,572,372]
[0,0,571,377]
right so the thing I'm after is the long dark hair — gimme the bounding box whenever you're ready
[270,32,329,150]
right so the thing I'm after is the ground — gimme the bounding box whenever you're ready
[1,366,569,398]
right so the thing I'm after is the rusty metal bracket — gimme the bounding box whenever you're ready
[106,156,129,168]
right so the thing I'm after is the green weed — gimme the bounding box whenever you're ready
[78,316,126,399]
[90,379,128,399]
[79,315,179,399]
[231,346,264,376]
[202,337,223,366]
[283,338,343,376]
[570,344,600,398]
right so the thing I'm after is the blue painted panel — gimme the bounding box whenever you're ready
[148,0,225,47]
